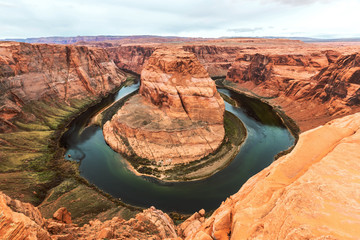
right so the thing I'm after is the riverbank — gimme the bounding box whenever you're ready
[116,110,247,182]
[216,79,300,150]
[0,75,143,225]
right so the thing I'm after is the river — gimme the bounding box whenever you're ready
[61,80,294,213]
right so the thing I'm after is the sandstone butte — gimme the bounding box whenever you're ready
[103,47,225,164]
[1,111,360,239]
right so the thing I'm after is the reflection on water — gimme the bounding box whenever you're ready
[61,83,294,214]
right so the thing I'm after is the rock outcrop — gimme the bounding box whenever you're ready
[0,191,179,240]
[308,53,360,114]
[0,41,126,132]
[0,191,51,239]
[103,48,225,165]
[186,112,360,240]
[226,53,331,98]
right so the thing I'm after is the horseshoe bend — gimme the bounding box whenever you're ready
[0,37,360,240]
[102,48,233,181]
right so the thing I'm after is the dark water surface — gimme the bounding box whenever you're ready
[61,82,294,214]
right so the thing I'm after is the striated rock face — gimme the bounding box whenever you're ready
[139,47,224,124]
[226,53,331,98]
[0,41,126,132]
[225,51,360,131]
[107,45,156,74]
[309,53,360,114]
[0,191,51,239]
[103,48,225,164]
[186,112,360,240]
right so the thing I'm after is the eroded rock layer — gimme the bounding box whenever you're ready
[0,41,126,132]
[225,52,360,131]
[103,47,225,163]
[184,112,360,240]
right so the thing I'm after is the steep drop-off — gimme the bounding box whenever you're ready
[103,48,225,180]
[0,41,130,218]
[0,41,126,132]
[182,112,360,240]
[225,52,360,131]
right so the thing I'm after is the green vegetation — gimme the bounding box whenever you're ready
[0,98,91,204]
[39,178,139,226]
[0,75,141,223]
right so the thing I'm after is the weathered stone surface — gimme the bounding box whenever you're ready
[187,112,360,240]
[0,41,126,132]
[103,47,225,163]
[225,51,360,131]
[0,191,51,240]
[226,53,329,98]
[0,191,179,239]
[53,207,72,224]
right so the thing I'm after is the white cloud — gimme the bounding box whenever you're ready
[0,0,359,39]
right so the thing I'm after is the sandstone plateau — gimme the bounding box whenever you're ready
[103,48,225,166]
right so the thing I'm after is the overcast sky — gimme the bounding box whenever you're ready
[1,0,359,39]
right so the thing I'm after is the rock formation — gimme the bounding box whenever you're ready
[184,112,360,240]
[0,41,126,133]
[309,53,360,114]
[0,191,179,240]
[103,47,225,165]
[225,51,360,131]
[226,53,331,98]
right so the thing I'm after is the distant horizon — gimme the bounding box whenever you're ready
[3,34,360,43]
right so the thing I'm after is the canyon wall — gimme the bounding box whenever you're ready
[225,51,360,131]
[0,41,128,212]
[106,44,240,77]
[0,41,127,133]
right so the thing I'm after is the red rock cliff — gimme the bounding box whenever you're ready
[0,41,127,132]
[225,51,360,131]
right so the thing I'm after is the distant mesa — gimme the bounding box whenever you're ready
[103,47,225,168]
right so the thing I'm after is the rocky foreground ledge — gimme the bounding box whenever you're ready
[2,112,360,239]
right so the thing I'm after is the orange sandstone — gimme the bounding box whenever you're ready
[103,48,225,164]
